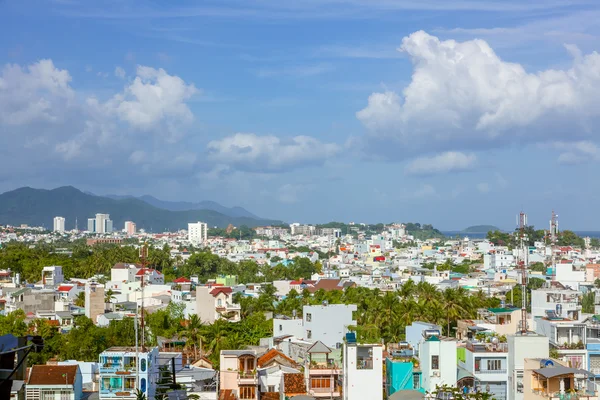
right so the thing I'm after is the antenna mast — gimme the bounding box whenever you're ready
[517,211,528,334]
[550,211,558,279]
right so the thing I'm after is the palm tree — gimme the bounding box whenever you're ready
[74,292,85,307]
[105,289,116,304]
[180,315,204,360]
[443,288,468,336]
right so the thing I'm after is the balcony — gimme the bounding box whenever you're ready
[309,362,341,375]
[475,369,507,375]
[310,387,341,397]
[531,389,597,400]
[238,371,258,385]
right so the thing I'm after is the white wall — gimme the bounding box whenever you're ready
[507,334,549,400]
[273,318,303,338]
[303,304,357,347]
[343,344,383,400]
[420,339,457,393]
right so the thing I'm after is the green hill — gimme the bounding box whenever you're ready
[462,225,500,233]
[0,186,281,231]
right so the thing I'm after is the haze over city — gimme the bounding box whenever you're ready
[1,0,600,230]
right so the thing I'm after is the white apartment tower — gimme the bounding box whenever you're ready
[188,222,208,245]
[94,213,112,233]
[53,216,65,232]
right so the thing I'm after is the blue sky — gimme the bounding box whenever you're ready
[1,0,600,230]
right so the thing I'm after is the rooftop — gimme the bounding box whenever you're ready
[28,365,78,386]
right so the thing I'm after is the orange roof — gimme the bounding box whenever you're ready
[28,365,77,385]
[257,348,296,368]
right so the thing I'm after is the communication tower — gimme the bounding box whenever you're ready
[517,211,528,334]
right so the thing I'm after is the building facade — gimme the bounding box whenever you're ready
[53,216,65,233]
[99,347,159,399]
[188,222,208,245]
[342,339,383,400]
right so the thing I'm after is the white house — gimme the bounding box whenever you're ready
[342,339,383,400]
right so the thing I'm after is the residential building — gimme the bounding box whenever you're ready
[273,316,303,339]
[536,317,587,369]
[42,265,64,286]
[111,263,141,283]
[406,321,442,356]
[196,286,241,324]
[53,216,66,233]
[507,333,549,400]
[95,213,111,233]
[5,287,56,314]
[458,339,509,399]
[99,346,159,399]
[386,342,423,396]
[305,341,342,399]
[188,222,208,245]
[124,221,136,235]
[523,358,598,400]
[87,218,96,232]
[531,288,581,320]
[303,304,357,348]
[220,349,261,400]
[26,364,83,400]
[419,331,458,393]
[342,335,383,400]
[85,281,105,324]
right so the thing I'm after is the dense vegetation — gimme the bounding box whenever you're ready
[462,225,500,233]
[0,241,322,284]
[0,186,280,231]
[487,225,587,248]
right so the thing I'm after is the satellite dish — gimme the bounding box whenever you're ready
[491,337,499,345]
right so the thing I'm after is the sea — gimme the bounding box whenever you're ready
[441,231,600,239]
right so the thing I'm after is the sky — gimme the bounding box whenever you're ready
[1,0,600,230]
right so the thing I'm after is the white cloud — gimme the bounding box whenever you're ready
[0,59,74,126]
[477,183,490,193]
[405,152,476,175]
[548,140,600,164]
[114,66,126,79]
[357,31,600,155]
[207,133,340,172]
[105,65,198,132]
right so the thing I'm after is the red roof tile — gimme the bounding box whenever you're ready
[173,277,191,283]
[257,348,297,368]
[28,365,78,385]
[210,287,233,296]
[57,285,73,292]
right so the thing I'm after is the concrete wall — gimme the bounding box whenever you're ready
[196,287,216,324]
[303,304,357,347]
[406,322,442,356]
[419,339,457,392]
[343,344,383,400]
[507,334,549,400]
[273,318,303,339]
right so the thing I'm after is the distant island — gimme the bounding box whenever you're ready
[462,225,501,233]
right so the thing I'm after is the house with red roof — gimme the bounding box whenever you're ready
[134,268,164,285]
[26,364,83,400]
[196,286,241,323]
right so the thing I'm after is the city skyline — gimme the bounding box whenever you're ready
[1,1,600,230]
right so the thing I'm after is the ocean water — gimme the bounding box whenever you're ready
[441,231,600,239]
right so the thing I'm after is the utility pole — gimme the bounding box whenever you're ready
[140,243,147,351]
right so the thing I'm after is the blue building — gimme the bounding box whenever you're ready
[386,356,424,396]
[99,346,159,399]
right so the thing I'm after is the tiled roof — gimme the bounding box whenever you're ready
[28,365,77,385]
[307,341,332,354]
[307,278,343,293]
[284,373,307,396]
[210,287,233,296]
[257,348,296,368]
[173,277,191,283]
[219,389,236,400]
[136,268,161,276]
[57,285,73,292]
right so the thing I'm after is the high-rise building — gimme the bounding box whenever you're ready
[188,222,208,245]
[104,219,113,233]
[95,213,110,233]
[53,216,65,232]
[87,218,96,233]
[124,221,136,235]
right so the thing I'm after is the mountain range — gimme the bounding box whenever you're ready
[0,186,281,231]
[104,194,259,219]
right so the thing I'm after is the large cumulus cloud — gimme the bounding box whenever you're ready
[357,31,600,159]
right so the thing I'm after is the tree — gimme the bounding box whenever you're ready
[529,262,546,274]
[582,292,595,314]
[591,238,600,249]
[74,292,85,307]
[180,315,204,360]
[105,289,116,304]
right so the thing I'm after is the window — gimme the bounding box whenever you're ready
[307,330,312,339]
[306,313,312,322]
[140,378,146,393]
[279,324,283,332]
[311,377,331,389]
[218,298,223,306]
[487,360,502,371]
[239,386,256,399]
[268,385,275,392]
[431,355,439,370]
[141,358,147,372]
[413,373,420,389]
[124,377,136,389]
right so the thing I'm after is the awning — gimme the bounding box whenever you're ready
[533,366,595,379]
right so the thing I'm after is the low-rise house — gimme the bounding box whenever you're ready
[458,339,509,399]
[26,364,83,400]
[98,346,159,399]
[196,286,241,323]
[523,358,598,400]
[305,341,342,399]
[342,335,383,400]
